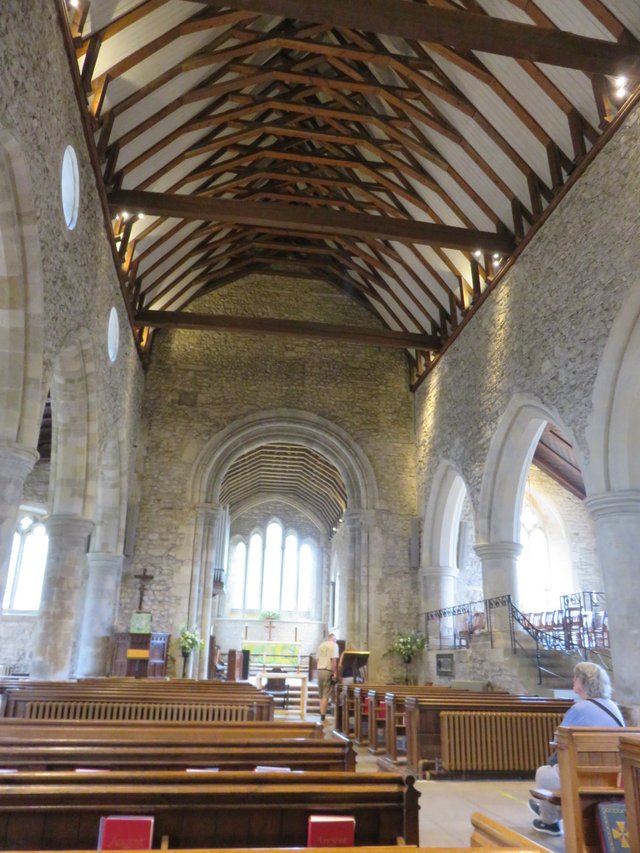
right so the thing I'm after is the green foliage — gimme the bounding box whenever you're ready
[260,610,280,620]
[178,625,204,654]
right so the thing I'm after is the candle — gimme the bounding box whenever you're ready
[294,626,298,642]
[244,624,248,640]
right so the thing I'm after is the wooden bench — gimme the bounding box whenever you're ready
[554,725,640,853]
[620,734,640,853]
[0,718,324,742]
[470,812,553,851]
[0,770,419,848]
[403,696,572,777]
[0,845,544,853]
[0,736,356,771]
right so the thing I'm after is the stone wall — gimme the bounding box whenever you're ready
[0,0,144,667]
[130,274,418,675]
[414,101,640,687]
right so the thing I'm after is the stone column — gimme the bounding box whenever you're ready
[420,565,459,642]
[197,504,229,679]
[585,491,640,714]
[190,503,229,679]
[30,514,94,679]
[0,441,39,600]
[475,542,522,642]
[75,552,124,677]
[342,510,373,649]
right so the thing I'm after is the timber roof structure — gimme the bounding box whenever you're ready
[60,0,640,388]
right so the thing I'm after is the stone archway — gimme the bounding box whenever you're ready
[31,329,98,678]
[188,408,379,675]
[420,460,468,613]
[0,128,45,600]
[585,285,640,710]
[477,394,581,604]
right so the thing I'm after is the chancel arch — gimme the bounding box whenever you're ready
[188,408,379,676]
[0,127,44,602]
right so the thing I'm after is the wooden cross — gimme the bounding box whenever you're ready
[134,568,154,610]
[265,619,275,640]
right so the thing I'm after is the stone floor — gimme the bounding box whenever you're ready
[316,716,564,852]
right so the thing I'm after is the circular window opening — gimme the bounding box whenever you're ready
[107,307,119,363]
[60,145,80,230]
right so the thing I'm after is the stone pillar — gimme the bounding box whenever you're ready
[475,542,522,642]
[30,514,94,679]
[420,565,459,642]
[343,510,373,649]
[585,491,640,714]
[75,552,124,677]
[0,441,39,600]
[190,503,229,679]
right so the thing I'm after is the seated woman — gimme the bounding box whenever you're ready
[530,661,624,837]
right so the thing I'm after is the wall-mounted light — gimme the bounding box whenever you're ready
[473,250,482,259]
[614,76,628,100]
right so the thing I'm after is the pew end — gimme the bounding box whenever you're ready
[470,812,553,852]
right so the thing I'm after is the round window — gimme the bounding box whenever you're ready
[107,306,119,363]
[60,145,80,230]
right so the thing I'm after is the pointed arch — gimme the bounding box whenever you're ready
[189,408,378,511]
[587,283,640,494]
[93,430,127,554]
[478,394,582,545]
[0,127,44,447]
[422,459,468,570]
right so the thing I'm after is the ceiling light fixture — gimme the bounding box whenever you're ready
[122,211,129,221]
[473,250,482,259]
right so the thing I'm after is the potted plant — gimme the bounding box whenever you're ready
[388,630,427,684]
[178,625,203,677]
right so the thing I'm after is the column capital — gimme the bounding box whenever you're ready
[45,514,94,541]
[474,541,522,561]
[585,490,640,519]
[87,551,125,569]
[0,441,39,480]
[420,565,460,581]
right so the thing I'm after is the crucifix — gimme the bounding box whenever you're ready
[265,619,275,640]
[134,567,154,610]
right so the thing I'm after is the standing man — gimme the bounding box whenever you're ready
[317,631,339,722]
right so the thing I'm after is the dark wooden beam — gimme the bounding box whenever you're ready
[135,309,441,350]
[186,0,640,76]
[109,189,514,252]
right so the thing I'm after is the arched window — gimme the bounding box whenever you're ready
[3,510,48,612]
[227,520,318,617]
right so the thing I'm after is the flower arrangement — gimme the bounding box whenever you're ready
[259,610,280,620]
[178,625,204,655]
[388,630,427,663]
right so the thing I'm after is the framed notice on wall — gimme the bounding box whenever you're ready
[130,611,152,634]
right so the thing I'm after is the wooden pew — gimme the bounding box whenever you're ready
[3,683,274,721]
[0,846,545,853]
[0,718,324,742]
[0,736,356,771]
[620,734,640,853]
[0,770,419,848]
[403,696,572,777]
[555,725,640,853]
[470,813,553,852]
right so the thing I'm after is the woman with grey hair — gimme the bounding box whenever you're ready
[529,662,624,836]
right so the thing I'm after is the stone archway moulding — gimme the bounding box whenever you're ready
[0,127,45,449]
[422,459,468,570]
[189,408,379,511]
[586,281,640,495]
[478,394,582,545]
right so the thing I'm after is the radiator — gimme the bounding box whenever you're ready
[25,700,252,722]
[441,711,564,772]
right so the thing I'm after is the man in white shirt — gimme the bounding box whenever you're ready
[316,632,339,721]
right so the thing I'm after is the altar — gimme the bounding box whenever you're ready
[241,640,301,669]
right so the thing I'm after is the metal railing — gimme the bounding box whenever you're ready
[424,591,610,684]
